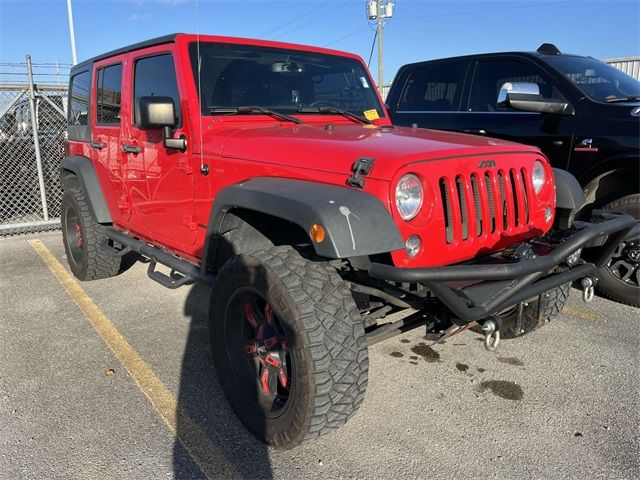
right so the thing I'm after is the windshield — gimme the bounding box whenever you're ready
[189,42,384,118]
[545,56,640,103]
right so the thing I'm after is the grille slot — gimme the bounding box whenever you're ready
[485,172,496,233]
[470,174,482,236]
[509,170,520,227]
[520,168,529,224]
[455,176,469,240]
[440,178,454,244]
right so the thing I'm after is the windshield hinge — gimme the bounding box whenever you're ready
[347,157,375,189]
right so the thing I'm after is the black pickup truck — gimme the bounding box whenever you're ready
[386,44,640,306]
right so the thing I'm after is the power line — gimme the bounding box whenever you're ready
[272,3,349,40]
[367,30,378,67]
[259,3,328,37]
[393,1,564,20]
[322,26,368,47]
[322,0,565,48]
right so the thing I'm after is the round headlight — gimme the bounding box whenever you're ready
[532,160,546,194]
[395,174,423,221]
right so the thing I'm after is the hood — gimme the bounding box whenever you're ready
[206,123,540,180]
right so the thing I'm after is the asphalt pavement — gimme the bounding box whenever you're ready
[1,232,638,480]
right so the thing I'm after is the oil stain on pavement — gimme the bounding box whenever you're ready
[480,380,524,400]
[497,357,525,367]
[411,342,441,363]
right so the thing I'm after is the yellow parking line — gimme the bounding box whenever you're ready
[563,305,599,321]
[29,239,238,480]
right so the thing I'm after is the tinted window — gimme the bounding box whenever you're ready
[134,54,181,124]
[188,42,384,118]
[545,56,640,103]
[397,61,467,111]
[469,59,566,112]
[69,70,90,125]
[96,64,122,124]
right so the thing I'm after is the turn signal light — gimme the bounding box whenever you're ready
[310,224,326,243]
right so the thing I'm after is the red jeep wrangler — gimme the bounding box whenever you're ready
[61,34,634,448]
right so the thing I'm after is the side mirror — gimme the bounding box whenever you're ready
[136,96,186,150]
[497,82,574,115]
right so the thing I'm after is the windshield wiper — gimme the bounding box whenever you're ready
[605,96,640,103]
[297,107,373,125]
[209,106,303,124]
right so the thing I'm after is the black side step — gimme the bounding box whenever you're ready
[105,228,215,288]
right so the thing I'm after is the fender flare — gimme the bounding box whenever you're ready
[553,168,585,210]
[203,177,404,267]
[60,155,112,223]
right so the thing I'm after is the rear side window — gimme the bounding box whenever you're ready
[469,59,567,112]
[96,63,123,124]
[397,61,467,112]
[133,53,181,125]
[69,70,90,125]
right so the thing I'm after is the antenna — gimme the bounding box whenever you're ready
[195,0,206,174]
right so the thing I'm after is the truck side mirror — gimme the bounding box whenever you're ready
[497,82,574,116]
[136,96,186,150]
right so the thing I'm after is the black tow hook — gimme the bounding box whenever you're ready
[481,319,500,352]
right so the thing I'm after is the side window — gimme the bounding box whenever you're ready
[397,61,467,111]
[96,63,123,124]
[133,53,181,125]
[469,59,566,112]
[69,70,90,125]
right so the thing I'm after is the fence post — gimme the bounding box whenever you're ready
[26,54,49,221]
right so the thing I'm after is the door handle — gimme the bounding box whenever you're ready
[461,128,487,135]
[90,140,106,149]
[122,144,141,154]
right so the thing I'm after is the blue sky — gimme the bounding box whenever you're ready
[1,0,638,84]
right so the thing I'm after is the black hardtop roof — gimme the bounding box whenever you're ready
[70,33,180,74]
[399,49,589,72]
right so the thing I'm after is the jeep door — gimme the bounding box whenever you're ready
[387,59,470,132]
[124,47,197,248]
[91,56,131,223]
[459,56,577,169]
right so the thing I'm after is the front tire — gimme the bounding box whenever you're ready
[209,246,368,449]
[500,283,571,339]
[596,194,640,307]
[61,187,121,281]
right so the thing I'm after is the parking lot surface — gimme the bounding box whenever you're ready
[1,232,639,479]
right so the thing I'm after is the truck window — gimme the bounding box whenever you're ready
[96,63,122,124]
[397,61,467,112]
[69,70,90,125]
[469,59,566,112]
[133,54,181,124]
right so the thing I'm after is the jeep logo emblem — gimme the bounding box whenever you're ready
[478,160,496,168]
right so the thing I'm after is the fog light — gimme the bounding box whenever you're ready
[405,235,422,258]
[566,248,583,266]
[545,206,553,223]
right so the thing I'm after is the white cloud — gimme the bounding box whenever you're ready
[129,12,152,21]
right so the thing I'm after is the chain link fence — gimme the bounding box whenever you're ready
[0,56,69,236]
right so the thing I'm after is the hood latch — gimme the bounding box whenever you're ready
[348,157,375,189]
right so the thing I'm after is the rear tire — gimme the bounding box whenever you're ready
[595,194,640,307]
[209,246,368,449]
[500,282,571,339]
[61,187,121,281]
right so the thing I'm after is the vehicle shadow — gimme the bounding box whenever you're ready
[172,280,274,479]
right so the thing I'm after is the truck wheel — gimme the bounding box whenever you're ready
[500,282,571,339]
[61,187,121,281]
[209,246,368,449]
[596,194,640,307]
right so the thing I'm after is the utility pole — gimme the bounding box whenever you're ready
[376,0,383,93]
[367,1,394,95]
[66,0,78,65]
